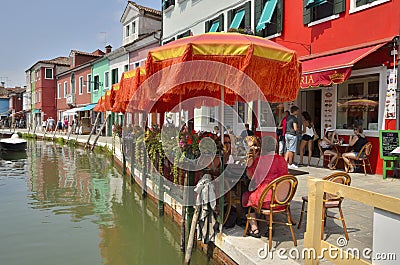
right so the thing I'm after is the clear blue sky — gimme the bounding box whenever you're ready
[0,0,161,88]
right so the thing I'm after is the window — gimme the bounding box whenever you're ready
[336,74,379,131]
[79,76,83,94]
[132,21,136,34]
[259,101,284,127]
[228,2,251,30]
[45,68,53,79]
[104,71,109,89]
[94,75,100,91]
[87,74,92,93]
[57,83,61,99]
[177,30,191,39]
[255,0,282,37]
[209,107,216,123]
[205,14,224,32]
[71,74,75,94]
[124,64,129,72]
[134,62,140,68]
[237,102,246,123]
[163,37,175,45]
[64,82,68,98]
[350,0,390,13]
[111,68,119,85]
[163,0,175,11]
[125,25,130,37]
[303,0,345,25]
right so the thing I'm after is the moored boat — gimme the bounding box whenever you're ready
[0,134,27,151]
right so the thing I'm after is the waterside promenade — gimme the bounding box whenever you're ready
[7,128,400,265]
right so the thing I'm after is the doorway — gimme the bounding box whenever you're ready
[299,89,322,158]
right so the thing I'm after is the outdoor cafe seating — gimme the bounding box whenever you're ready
[243,174,298,249]
[297,172,351,240]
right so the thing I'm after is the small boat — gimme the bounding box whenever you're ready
[0,134,27,151]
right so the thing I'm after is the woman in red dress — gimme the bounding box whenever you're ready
[242,136,288,238]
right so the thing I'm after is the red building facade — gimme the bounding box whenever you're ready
[263,0,399,174]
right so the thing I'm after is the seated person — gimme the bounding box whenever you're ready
[242,136,288,238]
[342,125,368,173]
[320,129,339,170]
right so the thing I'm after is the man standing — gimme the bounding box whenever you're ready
[285,106,299,169]
[240,123,254,139]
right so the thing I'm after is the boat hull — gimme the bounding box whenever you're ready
[0,142,27,151]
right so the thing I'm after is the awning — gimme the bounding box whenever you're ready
[306,0,327,8]
[229,9,245,29]
[62,107,84,116]
[79,103,96,111]
[33,109,40,114]
[256,0,278,32]
[209,21,220,32]
[301,43,386,88]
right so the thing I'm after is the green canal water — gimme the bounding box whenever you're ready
[0,140,209,265]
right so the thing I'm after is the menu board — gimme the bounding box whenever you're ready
[321,86,336,130]
[379,130,400,159]
[384,70,397,119]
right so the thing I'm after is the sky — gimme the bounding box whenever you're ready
[0,0,161,88]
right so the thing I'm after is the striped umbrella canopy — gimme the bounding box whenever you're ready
[104,84,120,111]
[112,67,146,113]
[144,32,302,104]
[339,99,378,108]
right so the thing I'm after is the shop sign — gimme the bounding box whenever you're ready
[301,68,352,88]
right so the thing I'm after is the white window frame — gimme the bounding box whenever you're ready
[93,75,100,91]
[87,74,92,93]
[132,21,136,34]
[104,71,110,89]
[335,66,386,138]
[79,76,83,95]
[308,14,340,27]
[45,68,53,79]
[349,0,391,14]
[64,82,68,98]
[57,83,61,99]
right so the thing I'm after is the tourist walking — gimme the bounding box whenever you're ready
[285,106,299,169]
[298,111,314,166]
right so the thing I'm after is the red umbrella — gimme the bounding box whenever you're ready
[112,67,146,113]
[93,95,106,112]
[104,84,120,111]
[143,32,301,104]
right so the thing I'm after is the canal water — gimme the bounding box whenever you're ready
[0,140,209,265]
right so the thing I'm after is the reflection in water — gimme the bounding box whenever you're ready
[0,140,207,265]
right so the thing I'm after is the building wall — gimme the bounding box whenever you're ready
[35,66,57,120]
[275,0,399,56]
[109,53,129,84]
[162,0,246,40]
[91,59,110,104]
[74,67,93,106]
[57,74,70,112]
[129,42,159,67]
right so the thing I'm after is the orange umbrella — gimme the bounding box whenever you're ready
[104,84,120,111]
[112,67,146,113]
[144,32,301,104]
[93,95,106,112]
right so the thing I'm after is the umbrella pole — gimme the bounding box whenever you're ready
[85,112,100,149]
[219,86,225,232]
[91,113,109,151]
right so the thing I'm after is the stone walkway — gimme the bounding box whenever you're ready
[8,128,400,264]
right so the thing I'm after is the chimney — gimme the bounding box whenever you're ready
[105,45,112,54]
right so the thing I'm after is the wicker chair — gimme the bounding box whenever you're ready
[298,172,351,240]
[351,142,373,175]
[243,175,298,249]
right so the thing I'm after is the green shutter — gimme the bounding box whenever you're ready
[276,0,283,33]
[218,13,224,32]
[254,0,263,36]
[205,20,210,32]
[303,0,311,25]
[333,0,346,14]
[227,10,233,30]
[244,1,251,29]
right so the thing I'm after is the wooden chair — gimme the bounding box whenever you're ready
[243,175,298,249]
[297,172,351,240]
[317,139,339,168]
[352,142,373,175]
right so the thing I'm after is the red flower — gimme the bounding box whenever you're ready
[188,138,193,144]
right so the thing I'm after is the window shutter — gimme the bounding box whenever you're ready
[218,13,224,31]
[244,1,252,29]
[276,0,283,33]
[303,0,311,25]
[205,20,210,32]
[227,10,233,29]
[254,0,263,36]
[333,0,346,14]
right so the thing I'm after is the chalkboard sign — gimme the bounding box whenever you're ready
[379,130,400,159]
